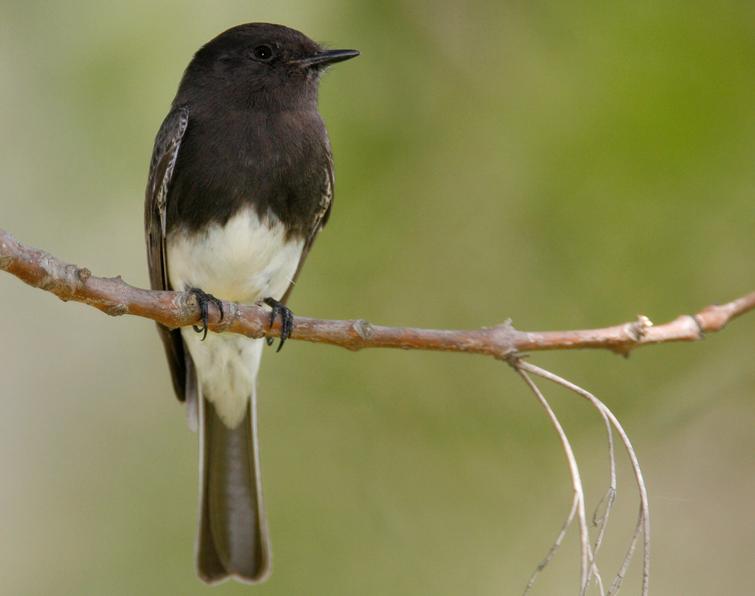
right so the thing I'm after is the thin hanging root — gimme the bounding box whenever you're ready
[514,367,603,596]
[590,400,617,582]
[592,484,617,552]
[518,361,650,596]
[522,497,578,595]
[608,507,644,595]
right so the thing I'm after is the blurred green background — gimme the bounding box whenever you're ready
[1,1,753,595]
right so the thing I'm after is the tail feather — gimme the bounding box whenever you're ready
[197,395,271,583]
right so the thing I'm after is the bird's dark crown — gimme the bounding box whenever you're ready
[174,23,355,111]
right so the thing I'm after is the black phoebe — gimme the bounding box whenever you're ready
[144,23,358,584]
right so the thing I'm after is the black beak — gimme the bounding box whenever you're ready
[294,49,360,68]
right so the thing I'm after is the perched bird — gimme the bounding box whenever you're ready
[144,23,358,584]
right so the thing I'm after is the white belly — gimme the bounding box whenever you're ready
[166,207,304,427]
[166,206,304,303]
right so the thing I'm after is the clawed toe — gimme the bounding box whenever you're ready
[263,297,294,352]
[188,287,224,341]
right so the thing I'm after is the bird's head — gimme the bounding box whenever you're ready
[176,23,359,110]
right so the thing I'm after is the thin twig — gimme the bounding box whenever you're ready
[522,497,579,595]
[576,392,617,594]
[608,508,645,596]
[1,228,753,357]
[592,484,617,564]
[519,362,650,596]
[589,404,617,582]
[514,366,600,595]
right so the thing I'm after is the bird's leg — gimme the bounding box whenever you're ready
[188,287,224,341]
[263,297,294,352]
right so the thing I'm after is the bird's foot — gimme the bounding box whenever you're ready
[188,287,224,341]
[263,297,294,352]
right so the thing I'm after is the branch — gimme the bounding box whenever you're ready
[6,226,748,595]
[1,228,753,357]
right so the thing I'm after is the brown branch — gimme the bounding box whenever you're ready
[2,228,753,357]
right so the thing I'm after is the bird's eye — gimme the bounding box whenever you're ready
[251,45,274,62]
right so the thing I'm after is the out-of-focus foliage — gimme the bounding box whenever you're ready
[1,2,753,595]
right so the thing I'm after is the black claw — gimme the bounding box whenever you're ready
[188,287,224,341]
[263,297,294,352]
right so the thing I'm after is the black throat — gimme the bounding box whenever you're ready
[166,102,331,240]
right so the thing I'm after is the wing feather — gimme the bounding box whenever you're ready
[280,154,334,304]
[145,106,190,401]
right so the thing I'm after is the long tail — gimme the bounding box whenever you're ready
[196,394,271,583]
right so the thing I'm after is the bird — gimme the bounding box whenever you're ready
[143,23,358,584]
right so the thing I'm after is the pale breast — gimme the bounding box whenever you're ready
[166,206,304,304]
